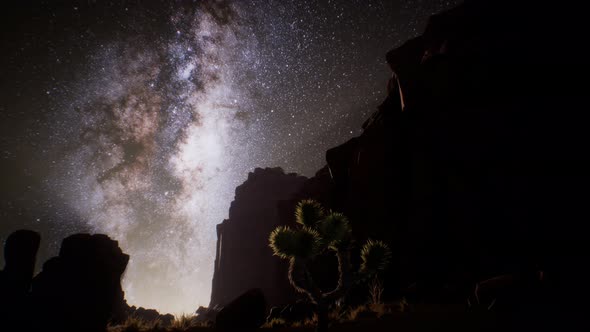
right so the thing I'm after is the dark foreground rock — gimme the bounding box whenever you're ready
[215,288,267,330]
[31,233,129,332]
[0,230,41,327]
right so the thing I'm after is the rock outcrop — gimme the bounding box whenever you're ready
[0,230,41,327]
[1,231,133,331]
[209,167,308,308]
[31,233,129,332]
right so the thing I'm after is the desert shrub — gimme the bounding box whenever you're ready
[262,317,287,328]
[368,276,385,305]
[169,314,196,331]
[269,200,391,332]
[110,316,150,332]
[346,305,369,321]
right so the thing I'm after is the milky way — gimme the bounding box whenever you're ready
[1,0,459,314]
[46,1,264,313]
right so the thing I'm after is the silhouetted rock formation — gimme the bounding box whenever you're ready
[124,304,175,326]
[0,230,40,327]
[215,288,267,331]
[210,0,589,328]
[209,167,307,308]
[326,0,589,327]
[31,233,129,332]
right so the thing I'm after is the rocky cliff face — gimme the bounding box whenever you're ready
[210,0,590,317]
[327,0,590,312]
[209,167,309,308]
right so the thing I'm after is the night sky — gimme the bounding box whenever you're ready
[1,0,459,314]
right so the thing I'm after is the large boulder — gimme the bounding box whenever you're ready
[215,288,267,330]
[31,233,129,332]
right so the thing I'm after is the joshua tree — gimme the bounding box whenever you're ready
[269,199,391,332]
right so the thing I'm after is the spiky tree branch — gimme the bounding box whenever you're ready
[323,249,352,301]
[288,257,320,302]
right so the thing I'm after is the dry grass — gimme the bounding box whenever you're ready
[368,277,385,305]
[346,305,368,321]
[109,299,416,331]
[108,316,165,332]
[344,299,410,322]
[262,318,287,328]
[108,314,213,332]
[368,303,388,317]
[169,314,195,331]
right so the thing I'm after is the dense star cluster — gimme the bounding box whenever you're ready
[0,0,459,314]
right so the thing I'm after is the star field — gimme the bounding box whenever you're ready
[0,0,459,314]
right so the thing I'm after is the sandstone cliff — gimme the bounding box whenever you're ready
[210,0,589,317]
[209,167,309,307]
